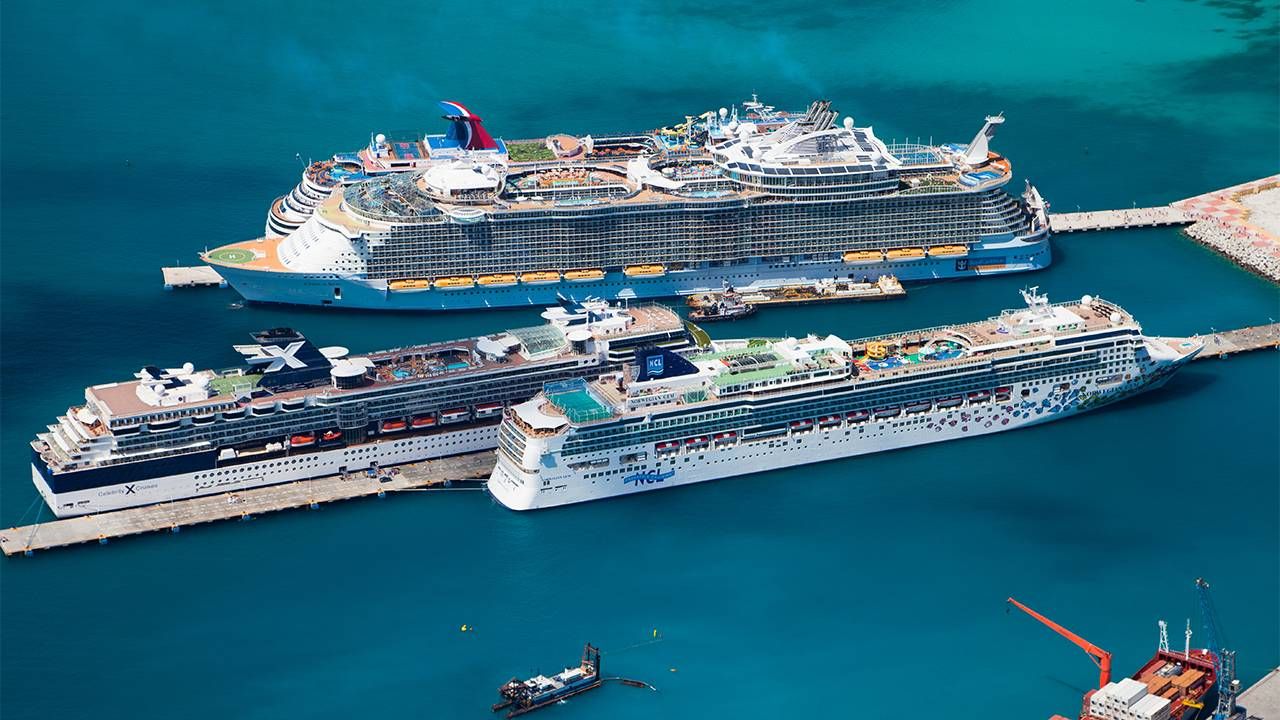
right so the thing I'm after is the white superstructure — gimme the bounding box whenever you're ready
[488,290,1202,510]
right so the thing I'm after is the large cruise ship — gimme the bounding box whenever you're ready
[487,289,1201,510]
[206,100,1051,311]
[30,301,691,517]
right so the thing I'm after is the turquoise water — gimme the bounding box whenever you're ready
[2,1,1278,718]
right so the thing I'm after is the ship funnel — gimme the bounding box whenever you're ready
[963,113,1004,165]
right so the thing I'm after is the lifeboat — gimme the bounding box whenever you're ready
[388,278,432,291]
[936,396,964,409]
[994,386,1012,394]
[380,419,407,433]
[289,433,316,448]
[685,436,709,448]
[927,245,969,257]
[967,390,991,403]
[521,271,561,284]
[477,273,517,286]
[846,410,870,422]
[191,414,216,425]
[843,250,884,263]
[655,440,680,453]
[713,431,737,443]
[905,400,932,413]
[321,430,344,444]
[440,407,471,424]
[433,276,475,289]
[874,406,901,419]
[474,403,504,418]
[410,415,437,429]
[624,264,666,277]
[818,415,842,427]
[886,247,926,260]
[564,268,604,281]
[790,419,814,430]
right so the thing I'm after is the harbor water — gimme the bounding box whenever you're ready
[2,1,1277,717]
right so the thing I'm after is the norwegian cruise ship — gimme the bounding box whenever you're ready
[206,100,1051,311]
[30,301,691,517]
[487,289,1201,510]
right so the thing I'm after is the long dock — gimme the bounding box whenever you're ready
[161,265,225,289]
[4,323,1276,558]
[0,450,494,556]
[1049,206,1192,233]
[1192,323,1280,360]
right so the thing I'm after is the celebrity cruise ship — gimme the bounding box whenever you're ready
[487,289,1201,510]
[206,100,1051,311]
[30,301,691,517]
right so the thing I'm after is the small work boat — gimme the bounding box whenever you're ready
[492,644,602,718]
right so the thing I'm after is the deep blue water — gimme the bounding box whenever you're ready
[2,2,1278,718]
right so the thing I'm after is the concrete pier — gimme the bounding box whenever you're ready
[1193,323,1280,359]
[1238,667,1280,719]
[0,451,494,556]
[161,265,225,289]
[1049,206,1192,233]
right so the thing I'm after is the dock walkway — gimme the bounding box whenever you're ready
[162,265,225,289]
[1,451,494,556]
[1193,323,1280,359]
[1049,206,1192,233]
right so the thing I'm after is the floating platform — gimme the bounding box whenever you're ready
[1,451,494,556]
[687,276,905,314]
[162,265,226,289]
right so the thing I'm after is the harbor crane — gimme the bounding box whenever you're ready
[1194,578,1239,719]
[1007,597,1113,690]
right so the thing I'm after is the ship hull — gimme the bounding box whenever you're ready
[33,423,500,518]
[487,351,1192,511]
[217,234,1050,311]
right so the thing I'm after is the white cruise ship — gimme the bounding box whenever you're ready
[30,301,691,517]
[487,290,1202,510]
[206,100,1051,311]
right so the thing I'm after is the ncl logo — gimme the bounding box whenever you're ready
[623,470,675,486]
[646,355,664,376]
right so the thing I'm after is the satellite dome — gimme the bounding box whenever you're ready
[375,133,386,144]
[1080,294,1093,306]
[718,107,728,119]
[843,117,855,131]
[1110,312,1122,324]
[182,362,195,374]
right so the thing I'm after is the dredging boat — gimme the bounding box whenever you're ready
[687,285,756,322]
[492,644,602,717]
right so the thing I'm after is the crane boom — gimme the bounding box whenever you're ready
[1008,597,1113,689]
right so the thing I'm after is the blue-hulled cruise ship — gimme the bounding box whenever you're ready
[207,100,1051,311]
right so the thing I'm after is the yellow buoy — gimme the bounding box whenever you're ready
[460,624,469,632]
[652,628,659,638]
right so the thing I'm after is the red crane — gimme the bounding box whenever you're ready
[1008,597,1113,690]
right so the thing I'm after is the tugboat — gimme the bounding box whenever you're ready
[687,285,756,322]
[492,644,602,717]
